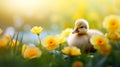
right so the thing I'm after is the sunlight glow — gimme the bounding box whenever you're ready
[3,0,59,18]
[8,0,41,9]
[5,0,44,16]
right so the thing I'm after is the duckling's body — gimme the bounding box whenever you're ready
[68,33,89,49]
[68,32,98,53]
[67,19,103,53]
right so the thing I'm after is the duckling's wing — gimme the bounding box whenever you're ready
[87,29,103,37]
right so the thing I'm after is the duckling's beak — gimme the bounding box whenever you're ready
[72,28,79,34]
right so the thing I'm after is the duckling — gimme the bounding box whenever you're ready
[67,19,103,53]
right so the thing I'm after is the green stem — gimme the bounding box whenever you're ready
[37,34,42,49]
[37,34,41,44]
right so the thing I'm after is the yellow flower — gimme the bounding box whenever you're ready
[61,47,70,55]
[42,36,58,50]
[0,39,7,47]
[61,28,73,37]
[0,28,3,34]
[10,40,19,47]
[0,35,11,47]
[90,35,109,49]
[103,15,120,32]
[23,46,42,59]
[21,44,29,56]
[72,61,83,67]
[90,35,111,56]
[31,26,43,35]
[99,44,111,56]
[71,47,81,56]
[105,32,120,40]
[56,35,66,44]
[61,46,81,56]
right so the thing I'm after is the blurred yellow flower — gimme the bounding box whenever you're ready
[61,28,73,37]
[103,15,120,32]
[72,61,83,67]
[61,46,81,56]
[105,32,120,40]
[42,36,58,50]
[90,35,111,56]
[56,35,66,44]
[31,26,43,35]
[0,39,7,47]
[0,35,11,47]
[71,47,81,56]
[90,35,109,49]
[61,47,70,55]
[23,46,42,59]
[99,44,111,56]
[10,40,19,47]
[0,28,3,34]
[21,44,29,56]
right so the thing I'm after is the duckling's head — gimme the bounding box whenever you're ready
[72,19,89,34]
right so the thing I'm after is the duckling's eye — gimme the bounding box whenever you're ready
[80,26,84,28]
